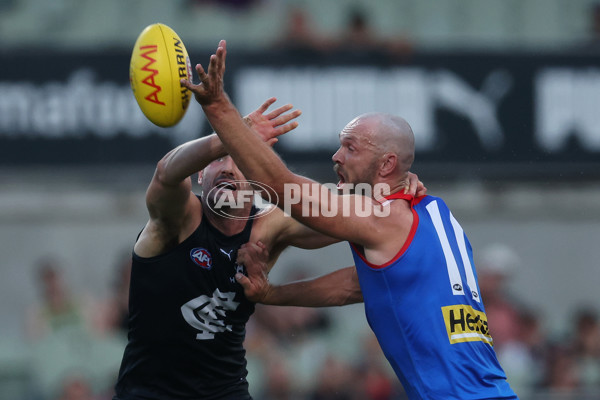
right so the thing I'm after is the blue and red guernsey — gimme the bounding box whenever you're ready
[350,193,518,400]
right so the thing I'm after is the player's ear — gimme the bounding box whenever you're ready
[380,153,397,177]
[198,170,204,185]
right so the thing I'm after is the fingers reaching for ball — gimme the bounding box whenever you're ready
[181,40,228,106]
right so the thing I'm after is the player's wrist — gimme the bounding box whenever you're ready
[201,92,231,112]
[242,115,253,129]
[207,134,228,157]
[262,283,283,305]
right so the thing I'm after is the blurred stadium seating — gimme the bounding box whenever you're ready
[1,1,599,399]
[0,0,595,51]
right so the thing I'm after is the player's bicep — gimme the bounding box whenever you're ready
[137,176,200,257]
[145,168,196,223]
[280,218,341,249]
[286,190,385,248]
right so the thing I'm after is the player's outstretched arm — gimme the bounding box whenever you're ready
[181,41,415,248]
[145,96,301,222]
[236,242,363,306]
[181,40,291,195]
[136,98,301,257]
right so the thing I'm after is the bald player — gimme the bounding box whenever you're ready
[182,40,518,400]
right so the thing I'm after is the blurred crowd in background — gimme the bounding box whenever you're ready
[1,0,600,399]
[1,0,600,52]
[11,243,600,400]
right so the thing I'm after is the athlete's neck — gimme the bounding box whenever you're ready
[367,179,406,200]
[383,191,414,201]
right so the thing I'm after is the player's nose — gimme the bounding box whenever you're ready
[219,156,237,174]
[332,147,343,164]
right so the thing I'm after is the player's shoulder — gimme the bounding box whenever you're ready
[413,194,442,206]
[412,194,456,217]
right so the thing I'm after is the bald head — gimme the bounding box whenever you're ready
[345,112,415,172]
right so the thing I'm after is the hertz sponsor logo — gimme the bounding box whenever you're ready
[442,304,493,345]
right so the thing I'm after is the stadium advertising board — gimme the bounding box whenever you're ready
[0,49,598,178]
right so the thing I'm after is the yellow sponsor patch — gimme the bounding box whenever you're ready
[442,304,493,345]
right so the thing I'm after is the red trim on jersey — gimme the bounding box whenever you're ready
[350,193,423,269]
[383,192,414,202]
[412,195,426,206]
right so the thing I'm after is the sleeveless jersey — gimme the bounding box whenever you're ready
[350,194,518,400]
[114,203,257,400]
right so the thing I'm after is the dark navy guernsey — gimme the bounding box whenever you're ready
[350,193,518,400]
[114,202,257,400]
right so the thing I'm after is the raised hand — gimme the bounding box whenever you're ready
[180,40,227,106]
[244,98,302,146]
[235,241,271,303]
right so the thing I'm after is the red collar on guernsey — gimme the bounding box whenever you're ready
[383,192,414,202]
[380,192,426,207]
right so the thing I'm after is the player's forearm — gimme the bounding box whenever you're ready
[156,133,227,186]
[202,96,293,191]
[263,267,363,307]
